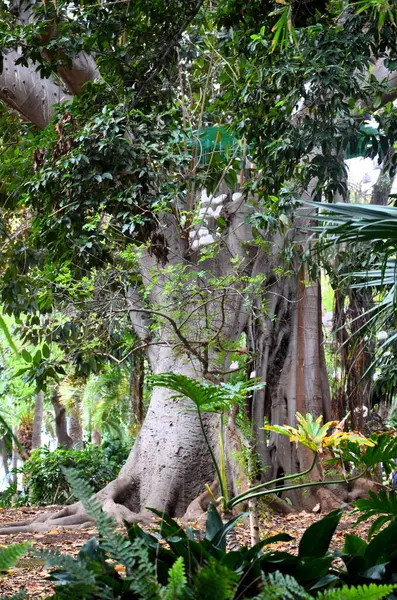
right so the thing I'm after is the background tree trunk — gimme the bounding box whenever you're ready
[11,426,18,487]
[51,388,73,449]
[91,430,102,445]
[0,439,8,476]
[31,391,44,451]
[69,392,84,449]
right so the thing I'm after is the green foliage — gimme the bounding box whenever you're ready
[265,413,374,454]
[353,489,397,538]
[341,433,397,477]
[161,557,187,600]
[258,572,311,599]
[22,441,129,505]
[0,482,28,509]
[0,543,30,572]
[318,583,397,599]
[150,373,263,413]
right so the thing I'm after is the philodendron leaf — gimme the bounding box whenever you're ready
[299,509,342,559]
[206,503,223,542]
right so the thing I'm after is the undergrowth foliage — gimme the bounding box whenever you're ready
[20,441,129,505]
[2,470,397,599]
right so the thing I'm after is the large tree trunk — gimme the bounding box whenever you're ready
[31,391,44,451]
[130,353,145,428]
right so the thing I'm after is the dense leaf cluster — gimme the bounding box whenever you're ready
[20,440,129,505]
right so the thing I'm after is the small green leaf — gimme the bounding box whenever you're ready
[21,349,32,362]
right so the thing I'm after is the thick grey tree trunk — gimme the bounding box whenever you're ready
[31,391,44,450]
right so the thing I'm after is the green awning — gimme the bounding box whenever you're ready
[191,124,379,164]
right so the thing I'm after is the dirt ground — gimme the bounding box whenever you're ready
[0,505,372,598]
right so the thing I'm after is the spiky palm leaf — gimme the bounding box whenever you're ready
[312,201,397,381]
[311,202,397,248]
[82,368,130,440]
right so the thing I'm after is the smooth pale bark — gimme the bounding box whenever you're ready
[130,353,144,427]
[31,391,44,450]
[0,50,71,128]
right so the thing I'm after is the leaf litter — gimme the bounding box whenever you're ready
[0,505,372,598]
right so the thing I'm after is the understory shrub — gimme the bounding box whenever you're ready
[22,440,129,505]
[3,470,397,599]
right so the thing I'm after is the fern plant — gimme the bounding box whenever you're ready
[317,583,397,599]
[0,543,30,572]
[160,557,187,600]
[4,471,397,600]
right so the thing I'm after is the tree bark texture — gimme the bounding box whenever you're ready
[0,439,8,476]
[130,352,144,428]
[69,392,84,450]
[31,391,44,451]
[51,387,73,449]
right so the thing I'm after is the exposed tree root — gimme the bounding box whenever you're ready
[0,503,93,534]
[0,480,154,535]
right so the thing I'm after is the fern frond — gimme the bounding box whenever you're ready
[150,373,263,413]
[36,547,96,585]
[256,572,311,599]
[127,539,161,600]
[0,543,30,572]
[161,556,187,600]
[318,583,396,599]
[192,561,238,600]
[63,468,136,572]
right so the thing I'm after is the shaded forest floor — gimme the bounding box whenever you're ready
[0,506,372,598]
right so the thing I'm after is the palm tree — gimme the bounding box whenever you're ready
[316,202,397,418]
